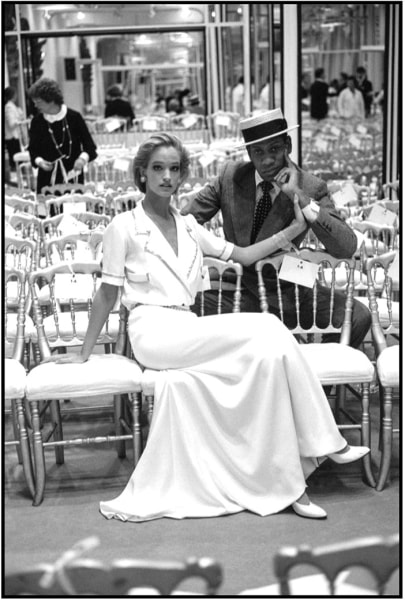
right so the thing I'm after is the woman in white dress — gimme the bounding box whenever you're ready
[49,133,369,522]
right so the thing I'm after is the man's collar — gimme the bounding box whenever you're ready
[255,171,280,193]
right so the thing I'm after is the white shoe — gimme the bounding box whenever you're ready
[327,445,370,464]
[292,500,327,519]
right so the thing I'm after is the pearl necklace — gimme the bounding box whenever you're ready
[47,117,72,160]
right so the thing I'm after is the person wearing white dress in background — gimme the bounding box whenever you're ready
[337,75,365,120]
[45,133,369,522]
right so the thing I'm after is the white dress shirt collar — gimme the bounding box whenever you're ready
[43,104,67,123]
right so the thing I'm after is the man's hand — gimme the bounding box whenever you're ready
[289,194,307,237]
[73,157,86,172]
[274,155,310,208]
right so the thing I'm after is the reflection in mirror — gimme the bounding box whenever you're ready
[300,4,385,189]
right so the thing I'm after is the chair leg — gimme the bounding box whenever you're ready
[29,401,46,506]
[360,382,376,487]
[15,398,36,499]
[376,386,393,491]
[49,400,64,465]
[128,392,143,466]
[114,394,126,458]
[11,400,23,464]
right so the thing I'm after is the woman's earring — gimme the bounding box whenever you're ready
[140,175,146,182]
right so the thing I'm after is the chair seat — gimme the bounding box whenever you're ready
[299,343,375,385]
[377,346,399,387]
[5,313,36,344]
[26,354,142,401]
[5,358,26,399]
[356,297,400,328]
[30,311,120,346]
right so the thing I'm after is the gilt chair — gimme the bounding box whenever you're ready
[365,251,400,491]
[255,250,376,487]
[43,193,107,217]
[25,261,143,505]
[4,551,223,596]
[4,267,35,494]
[273,533,399,595]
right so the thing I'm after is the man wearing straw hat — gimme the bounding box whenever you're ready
[182,108,371,348]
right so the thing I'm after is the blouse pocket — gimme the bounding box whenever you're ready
[126,269,150,284]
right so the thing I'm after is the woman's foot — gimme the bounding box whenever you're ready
[327,444,370,464]
[291,492,327,519]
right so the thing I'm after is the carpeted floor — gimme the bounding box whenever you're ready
[4,387,400,596]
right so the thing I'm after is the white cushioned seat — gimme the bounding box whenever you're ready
[299,343,375,385]
[377,346,400,387]
[5,313,36,345]
[5,358,26,399]
[26,354,142,401]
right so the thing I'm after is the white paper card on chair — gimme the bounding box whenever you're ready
[143,118,158,131]
[388,252,399,280]
[332,190,348,207]
[54,273,94,300]
[216,115,231,127]
[199,151,216,167]
[113,157,131,172]
[278,255,319,288]
[199,265,212,291]
[57,214,89,235]
[106,118,122,132]
[356,124,368,135]
[348,134,362,149]
[314,137,328,152]
[366,204,397,226]
[63,200,87,214]
[74,240,93,260]
[182,115,198,129]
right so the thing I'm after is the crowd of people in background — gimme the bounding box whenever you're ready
[302,65,380,121]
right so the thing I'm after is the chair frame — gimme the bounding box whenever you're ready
[273,534,399,595]
[366,251,399,491]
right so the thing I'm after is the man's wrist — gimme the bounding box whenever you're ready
[302,199,320,223]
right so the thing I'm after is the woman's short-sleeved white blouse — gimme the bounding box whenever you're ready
[101,203,234,309]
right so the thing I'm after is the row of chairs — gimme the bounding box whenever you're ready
[4,533,399,595]
[5,246,398,507]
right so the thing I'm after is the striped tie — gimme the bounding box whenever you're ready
[251,181,273,242]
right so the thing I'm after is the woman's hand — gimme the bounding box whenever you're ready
[38,159,54,172]
[41,353,88,365]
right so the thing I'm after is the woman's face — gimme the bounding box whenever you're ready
[32,97,60,115]
[143,146,182,197]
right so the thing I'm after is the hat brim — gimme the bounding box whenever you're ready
[236,124,300,150]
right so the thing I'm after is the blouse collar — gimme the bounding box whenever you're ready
[43,104,67,123]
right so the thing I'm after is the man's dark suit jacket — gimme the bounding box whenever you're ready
[184,160,357,298]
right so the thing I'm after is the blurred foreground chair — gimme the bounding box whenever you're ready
[5,545,222,596]
[366,251,400,491]
[4,267,35,495]
[25,261,143,506]
[255,250,376,486]
[273,534,399,595]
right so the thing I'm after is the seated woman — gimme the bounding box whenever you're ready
[47,133,369,522]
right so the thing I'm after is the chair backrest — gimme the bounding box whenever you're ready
[200,257,243,315]
[352,220,397,255]
[255,250,356,344]
[5,235,38,273]
[5,194,39,216]
[5,267,27,362]
[29,261,118,358]
[40,182,90,196]
[44,233,98,266]
[133,115,170,132]
[4,556,223,596]
[209,110,241,140]
[365,250,399,355]
[273,534,399,596]
[44,193,106,217]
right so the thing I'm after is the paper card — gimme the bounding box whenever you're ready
[216,115,231,127]
[201,265,211,291]
[330,125,341,137]
[74,240,93,260]
[366,204,397,226]
[332,190,348,207]
[63,200,87,214]
[388,252,399,281]
[106,118,122,132]
[314,137,329,152]
[199,151,216,167]
[57,214,89,235]
[356,124,368,135]
[278,255,319,289]
[54,273,97,300]
[341,182,358,203]
[182,115,198,129]
[143,118,158,131]
[348,134,362,149]
[113,157,131,172]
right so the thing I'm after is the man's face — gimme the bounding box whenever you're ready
[248,135,291,181]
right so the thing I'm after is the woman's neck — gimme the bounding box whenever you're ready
[142,195,172,220]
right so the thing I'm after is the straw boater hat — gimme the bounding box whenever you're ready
[238,108,299,148]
